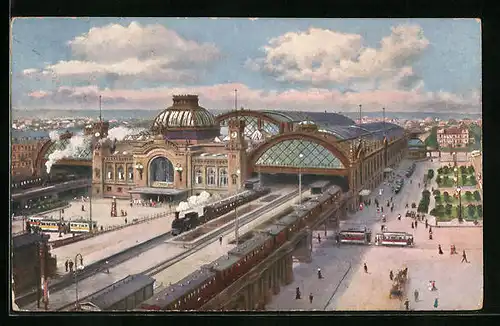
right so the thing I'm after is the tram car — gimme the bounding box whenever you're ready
[337,228,372,245]
[138,184,344,311]
[68,219,98,233]
[374,231,414,247]
[29,216,97,233]
[170,187,271,236]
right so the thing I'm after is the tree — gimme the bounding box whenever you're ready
[437,167,443,175]
[445,204,452,215]
[443,175,449,185]
[460,165,467,174]
[473,190,481,201]
[477,205,483,217]
[468,165,475,174]
[411,203,417,209]
[465,191,473,200]
[433,189,441,196]
[443,166,449,174]
[467,204,476,218]
[436,176,442,184]
[428,169,435,180]
[434,195,442,203]
[422,190,431,198]
[470,175,477,185]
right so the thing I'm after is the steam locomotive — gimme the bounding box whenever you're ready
[171,187,271,236]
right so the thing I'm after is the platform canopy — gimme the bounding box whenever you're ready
[128,187,188,195]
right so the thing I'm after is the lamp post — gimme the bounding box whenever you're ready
[456,186,462,222]
[231,169,241,245]
[298,153,304,206]
[135,163,144,180]
[174,164,183,182]
[58,209,63,237]
[74,253,84,310]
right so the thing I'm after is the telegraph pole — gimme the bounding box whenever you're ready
[99,95,102,122]
[89,187,93,232]
[359,104,362,124]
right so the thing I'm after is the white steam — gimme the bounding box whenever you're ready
[49,130,60,141]
[107,126,146,141]
[45,135,91,174]
[176,191,212,212]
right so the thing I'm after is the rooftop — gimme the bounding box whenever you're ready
[13,233,49,249]
[228,234,270,257]
[90,274,155,309]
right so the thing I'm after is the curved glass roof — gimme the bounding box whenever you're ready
[318,122,404,141]
[255,139,345,169]
[258,110,355,126]
[408,138,425,147]
[44,137,93,160]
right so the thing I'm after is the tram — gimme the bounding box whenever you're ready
[28,216,97,233]
[337,228,372,245]
[374,231,414,247]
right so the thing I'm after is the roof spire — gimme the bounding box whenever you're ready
[99,95,102,122]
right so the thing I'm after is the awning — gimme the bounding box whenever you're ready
[383,167,394,173]
[128,187,188,195]
[359,189,371,196]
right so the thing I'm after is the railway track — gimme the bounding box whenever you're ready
[56,188,302,311]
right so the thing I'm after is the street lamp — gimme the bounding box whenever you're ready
[74,253,84,310]
[231,169,241,245]
[135,163,144,180]
[174,164,184,182]
[456,186,462,222]
[298,153,304,206]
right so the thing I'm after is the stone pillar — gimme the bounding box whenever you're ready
[285,254,294,284]
[273,265,280,295]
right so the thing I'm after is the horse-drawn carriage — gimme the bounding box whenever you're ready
[389,268,409,300]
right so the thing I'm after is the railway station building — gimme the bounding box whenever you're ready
[33,94,409,211]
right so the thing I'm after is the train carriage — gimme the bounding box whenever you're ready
[309,180,331,195]
[259,224,288,249]
[138,268,217,311]
[274,211,302,237]
[227,234,273,278]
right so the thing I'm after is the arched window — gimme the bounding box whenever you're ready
[219,168,227,187]
[106,165,114,180]
[149,157,174,184]
[206,167,216,186]
[117,166,124,180]
[232,174,238,185]
[219,168,228,187]
[128,166,134,180]
[195,167,203,184]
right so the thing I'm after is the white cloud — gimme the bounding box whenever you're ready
[24,22,221,83]
[24,83,481,113]
[247,24,430,90]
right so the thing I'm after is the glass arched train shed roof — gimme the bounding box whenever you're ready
[317,121,405,141]
[216,109,356,139]
[43,137,93,160]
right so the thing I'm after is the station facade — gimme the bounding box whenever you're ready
[34,94,409,210]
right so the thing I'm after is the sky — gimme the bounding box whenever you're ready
[10,18,481,113]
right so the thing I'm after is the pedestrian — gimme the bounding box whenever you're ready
[429,226,432,234]
[125,217,128,224]
[461,250,469,263]
[309,293,314,304]
[68,260,74,272]
[100,225,103,231]
[65,260,69,272]
[389,270,394,281]
[79,256,83,266]
[130,202,133,208]
[418,183,420,188]
[414,289,419,302]
[317,268,322,279]
[390,206,394,213]
[317,234,321,243]
[429,232,433,240]
[381,207,384,213]
[411,222,414,229]
[295,287,301,300]
[404,299,410,310]
[438,244,443,255]
[81,204,85,212]
[219,236,223,245]
[381,225,385,232]
[431,281,437,291]
[434,297,439,308]
[105,261,109,273]
[398,214,401,221]
[425,219,428,228]
[364,263,368,273]
[415,220,418,229]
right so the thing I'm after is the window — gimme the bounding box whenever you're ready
[219,168,228,187]
[96,188,100,194]
[206,167,216,186]
[106,186,112,191]
[128,166,134,180]
[117,166,125,180]
[117,187,122,193]
[107,165,114,180]
[232,175,238,185]
[195,167,203,184]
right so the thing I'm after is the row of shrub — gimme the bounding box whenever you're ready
[417,190,431,213]
[437,165,475,175]
[436,174,477,186]
[433,189,481,202]
[430,203,483,219]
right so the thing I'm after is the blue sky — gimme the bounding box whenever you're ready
[11,18,481,113]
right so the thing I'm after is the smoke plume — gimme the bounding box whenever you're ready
[48,130,60,141]
[45,135,92,174]
[107,126,146,141]
[176,191,212,212]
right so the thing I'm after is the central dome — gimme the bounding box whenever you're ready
[151,95,219,141]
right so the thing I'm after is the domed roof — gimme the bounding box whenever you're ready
[151,95,217,134]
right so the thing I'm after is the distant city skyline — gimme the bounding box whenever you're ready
[11,18,481,113]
